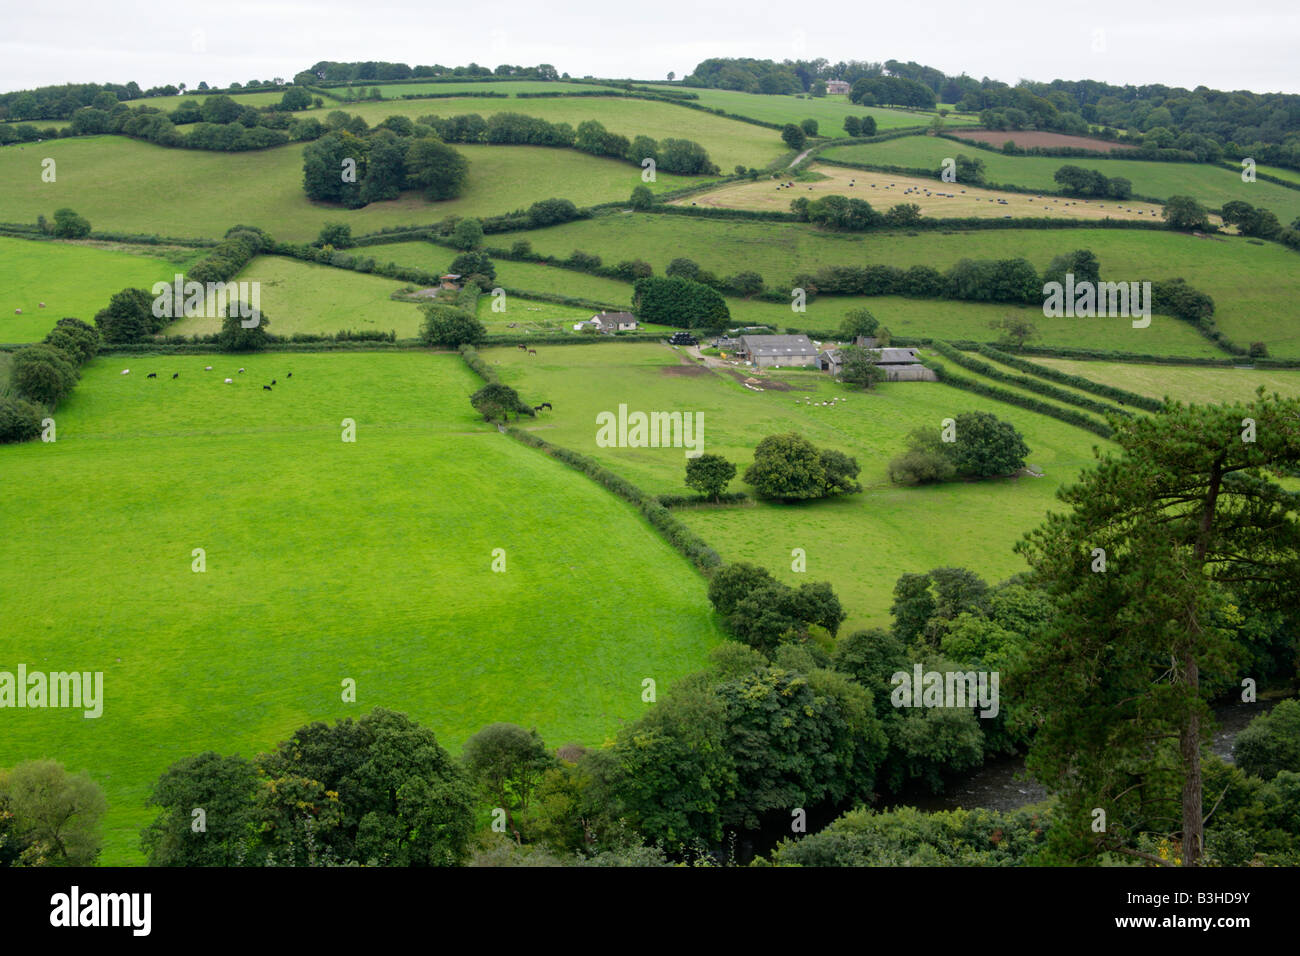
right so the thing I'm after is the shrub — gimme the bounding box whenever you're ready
[0,395,44,443]
[51,207,91,238]
[421,304,484,347]
[10,343,79,406]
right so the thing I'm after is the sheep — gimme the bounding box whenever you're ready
[14,308,20,315]
[121,369,130,375]
[224,378,233,384]
[204,365,213,371]
[238,368,245,373]
[38,302,45,308]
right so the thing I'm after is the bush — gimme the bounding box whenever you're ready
[744,432,861,501]
[217,303,271,351]
[0,395,44,443]
[10,343,79,406]
[51,207,91,238]
[1234,700,1300,780]
[421,304,485,347]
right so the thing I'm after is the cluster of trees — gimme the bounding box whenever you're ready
[47,207,91,238]
[417,112,718,175]
[470,382,534,422]
[631,275,730,330]
[744,432,862,501]
[850,76,937,109]
[139,708,476,866]
[1052,164,1133,199]
[0,81,143,122]
[0,317,99,441]
[709,563,847,653]
[889,411,1029,485]
[933,153,987,185]
[791,194,923,230]
[65,94,321,151]
[796,256,1042,304]
[300,60,563,85]
[302,120,469,208]
[1220,200,1286,240]
[841,115,878,137]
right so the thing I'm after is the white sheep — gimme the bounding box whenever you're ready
[121,368,130,375]
[224,377,233,384]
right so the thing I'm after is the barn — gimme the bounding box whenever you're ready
[738,334,818,368]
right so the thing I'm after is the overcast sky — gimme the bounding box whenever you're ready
[2,0,1297,95]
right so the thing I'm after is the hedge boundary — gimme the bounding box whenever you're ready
[973,344,1164,412]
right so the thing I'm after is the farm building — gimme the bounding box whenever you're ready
[820,345,937,382]
[439,273,462,291]
[738,334,818,368]
[826,80,852,95]
[573,311,639,333]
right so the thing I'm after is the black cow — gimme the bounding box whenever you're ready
[263,385,272,391]
[271,379,276,385]
[172,373,179,379]
[541,402,552,410]
[286,372,292,378]
[146,372,157,378]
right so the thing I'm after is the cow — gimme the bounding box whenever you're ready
[527,348,537,355]
[286,372,292,378]
[13,309,20,315]
[147,372,157,378]
[172,373,179,379]
[517,344,527,351]
[238,368,245,373]
[540,402,552,410]
[38,302,45,308]
[263,385,272,391]
[271,380,276,385]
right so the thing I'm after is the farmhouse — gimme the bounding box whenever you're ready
[738,334,818,368]
[826,80,852,95]
[572,311,639,333]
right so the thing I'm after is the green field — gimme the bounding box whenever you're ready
[0,351,722,862]
[0,136,699,243]
[638,85,972,137]
[332,95,786,171]
[475,293,596,332]
[493,215,1300,355]
[364,81,624,98]
[166,255,425,338]
[1255,163,1300,186]
[483,341,1103,632]
[822,136,1300,224]
[1030,358,1300,404]
[0,236,203,342]
[121,90,291,111]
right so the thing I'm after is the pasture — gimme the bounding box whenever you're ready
[821,136,1300,224]
[0,136,700,243]
[483,341,1104,632]
[1030,358,1300,404]
[500,215,1300,356]
[121,90,290,111]
[639,85,977,136]
[0,351,722,862]
[678,163,1171,222]
[165,255,425,338]
[362,80,624,98]
[0,236,203,343]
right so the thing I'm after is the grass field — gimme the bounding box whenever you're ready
[496,215,1300,355]
[1030,358,1300,404]
[0,136,700,243]
[0,236,204,342]
[0,351,723,863]
[678,163,1172,222]
[821,136,1300,224]
[1255,163,1300,186]
[121,90,290,111]
[363,81,624,98]
[640,85,976,136]
[483,341,1104,633]
[475,293,596,333]
[165,255,425,338]
[331,95,787,171]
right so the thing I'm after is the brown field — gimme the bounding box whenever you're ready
[674,164,1176,222]
[949,130,1137,152]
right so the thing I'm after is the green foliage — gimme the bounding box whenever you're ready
[0,395,44,443]
[140,752,259,866]
[469,381,534,422]
[781,123,806,151]
[10,343,78,406]
[631,276,729,330]
[316,222,354,248]
[684,453,736,500]
[405,136,470,201]
[838,344,883,390]
[1234,701,1300,781]
[51,207,91,238]
[422,303,486,348]
[217,300,271,351]
[745,432,862,500]
[629,185,654,210]
[0,759,107,867]
[94,287,157,343]
[800,118,818,136]
[1162,194,1210,231]
[462,723,555,837]
[839,308,879,339]
[448,250,495,282]
[451,217,484,251]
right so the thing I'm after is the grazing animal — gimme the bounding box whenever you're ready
[517,344,527,351]
[527,348,537,355]
[286,372,292,378]
[271,379,276,385]
[238,368,245,373]
[172,373,179,379]
[147,372,157,378]
[263,385,272,391]
[224,378,233,384]
[121,369,130,375]
[533,405,544,412]
[204,365,213,371]
[541,402,552,410]
[13,308,20,315]
[38,302,45,308]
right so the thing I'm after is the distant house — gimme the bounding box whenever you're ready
[826,80,852,95]
[738,334,818,368]
[572,310,638,333]
[439,273,461,291]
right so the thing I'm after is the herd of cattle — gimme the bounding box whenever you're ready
[120,366,291,390]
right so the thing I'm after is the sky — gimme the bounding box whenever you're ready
[1,0,1297,95]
